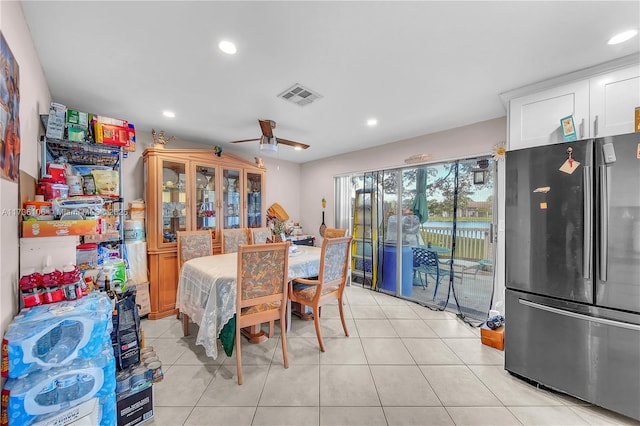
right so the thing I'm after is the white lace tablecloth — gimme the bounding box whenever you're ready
[176,246,321,359]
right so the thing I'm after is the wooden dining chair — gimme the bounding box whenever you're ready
[289,235,352,352]
[250,227,273,244]
[323,228,347,238]
[235,242,290,384]
[221,228,250,253]
[176,230,213,325]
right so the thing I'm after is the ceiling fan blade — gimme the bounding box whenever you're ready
[258,119,274,138]
[230,138,260,143]
[277,138,310,150]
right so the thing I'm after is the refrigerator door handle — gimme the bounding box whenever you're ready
[583,166,592,279]
[519,299,640,331]
[594,115,599,137]
[599,165,608,281]
[579,118,585,139]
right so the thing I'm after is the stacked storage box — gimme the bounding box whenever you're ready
[1,293,116,425]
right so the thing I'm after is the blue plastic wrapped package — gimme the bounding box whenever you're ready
[2,293,113,379]
[1,344,116,426]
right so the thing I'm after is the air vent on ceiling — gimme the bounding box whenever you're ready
[278,83,323,107]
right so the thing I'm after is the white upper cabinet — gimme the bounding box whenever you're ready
[509,80,590,150]
[590,65,640,137]
[506,59,640,150]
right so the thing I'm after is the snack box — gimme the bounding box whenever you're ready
[22,220,98,238]
[93,115,129,147]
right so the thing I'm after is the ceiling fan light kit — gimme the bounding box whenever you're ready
[259,136,278,152]
[230,119,310,151]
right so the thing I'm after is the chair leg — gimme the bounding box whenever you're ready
[268,321,275,338]
[313,305,325,352]
[337,297,349,337]
[182,314,190,337]
[236,320,243,385]
[280,310,289,369]
[176,309,181,320]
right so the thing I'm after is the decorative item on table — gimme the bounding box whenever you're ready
[151,128,176,148]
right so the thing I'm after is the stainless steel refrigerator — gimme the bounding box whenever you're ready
[505,132,640,421]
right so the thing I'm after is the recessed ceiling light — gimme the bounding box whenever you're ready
[367,118,378,126]
[608,29,638,45]
[218,40,237,55]
[163,111,175,118]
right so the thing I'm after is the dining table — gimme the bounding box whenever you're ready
[176,245,322,359]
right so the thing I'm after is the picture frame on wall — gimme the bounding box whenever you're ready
[0,30,20,183]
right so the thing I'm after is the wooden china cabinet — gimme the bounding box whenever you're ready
[144,148,266,319]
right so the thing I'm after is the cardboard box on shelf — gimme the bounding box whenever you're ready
[22,219,98,238]
[480,324,504,351]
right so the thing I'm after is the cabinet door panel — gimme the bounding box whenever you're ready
[222,168,242,229]
[148,251,178,319]
[194,164,217,240]
[590,66,640,137]
[509,80,589,150]
[245,171,264,228]
[159,159,187,245]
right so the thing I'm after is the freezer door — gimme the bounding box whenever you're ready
[506,140,593,303]
[595,133,640,313]
[505,289,640,421]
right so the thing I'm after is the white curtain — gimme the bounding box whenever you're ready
[334,175,352,234]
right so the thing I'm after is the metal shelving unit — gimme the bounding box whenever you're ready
[40,115,125,253]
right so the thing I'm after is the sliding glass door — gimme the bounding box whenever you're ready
[342,155,496,321]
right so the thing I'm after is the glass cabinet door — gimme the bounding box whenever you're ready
[222,168,242,230]
[246,171,264,228]
[194,165,217,237]
[161,160,187,244]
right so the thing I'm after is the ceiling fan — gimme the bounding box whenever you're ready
[230,119,310,152]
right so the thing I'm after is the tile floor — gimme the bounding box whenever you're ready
[142,285,637,426]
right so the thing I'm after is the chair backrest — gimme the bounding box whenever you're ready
[236,242,290,317]
[317,236,352,293]
[412,247,439,272]
[250,227,273,245]
[323,228,347,238]
[176,230,213,271]
[222,228,250,253]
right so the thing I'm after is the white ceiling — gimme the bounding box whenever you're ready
[20,1,640,164]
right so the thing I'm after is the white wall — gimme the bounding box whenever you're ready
[299,117,506,236]
[0,0,51,339]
